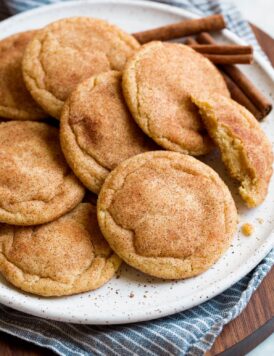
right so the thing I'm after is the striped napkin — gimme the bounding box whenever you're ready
[0,1,273,355]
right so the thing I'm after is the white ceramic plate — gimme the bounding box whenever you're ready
[0,0,273,325]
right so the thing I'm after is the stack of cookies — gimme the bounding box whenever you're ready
[0,17,272,297]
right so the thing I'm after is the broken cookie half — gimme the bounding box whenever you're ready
[192,94,273,207]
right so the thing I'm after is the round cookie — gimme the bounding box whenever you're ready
[0,203,121,296]
[122,41,230,155]
[60,71,156,194]
[192,93,273,207]
[23,17,140,119]
[0,31,46,120]
[0,121,85,225]
[97,151,237,279]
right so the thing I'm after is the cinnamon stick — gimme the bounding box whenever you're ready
[196,32,272,119]
[133,14,226,44]
[196,32,216,45]
[222,72,262,118]
[185,38,252,64]
[185,37,261,118]
[222,65,272,116]
[202,53,253,64]
[188,44,253,55]
[184,37,197,45]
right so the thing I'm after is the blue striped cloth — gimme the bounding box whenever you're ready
[0,1,273,355]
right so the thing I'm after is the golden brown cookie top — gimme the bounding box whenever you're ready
[60,71,156,193]
[0,31,46,120]
[122,41,230,155]
[0,121,85,225]
[0,203,121,296]
[98,151,237,279]
[23,17,140,118]
[192,94,273,207]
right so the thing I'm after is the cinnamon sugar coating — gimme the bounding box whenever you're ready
[122,42,230,155]
[60,71,155,194]
[0,121,85,225]
[97,151,237,279]
[192,94,273,207]
[0,203,121,296]
[23,17,140,118]
[0,31,46,120]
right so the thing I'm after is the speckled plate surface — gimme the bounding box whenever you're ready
[0,0,273,325]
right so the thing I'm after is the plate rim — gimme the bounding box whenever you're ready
[0,0,273,324]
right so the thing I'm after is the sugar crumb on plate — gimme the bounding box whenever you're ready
[241,223,254,237]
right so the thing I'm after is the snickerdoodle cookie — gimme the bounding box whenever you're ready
[0,121,85,225]
[60,71,156,194]
[0,203,121,296]
[0,31,46,120]
[122,41,230,155]
[97,151,237,279]
[23,17,140,119]
[192,94,273,207]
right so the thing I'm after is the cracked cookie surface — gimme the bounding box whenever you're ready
[97,151,237,279]
[122,42,230,155]
[192,94,273,207]
[0,203,121,296]
[22,17,140,119]
[0,31,46,120]
[60,71,156,194]
[0,121,85,225]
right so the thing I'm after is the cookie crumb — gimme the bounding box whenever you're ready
[129,292,134,298]
[256,218,264,224]
[241,223,253,236]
